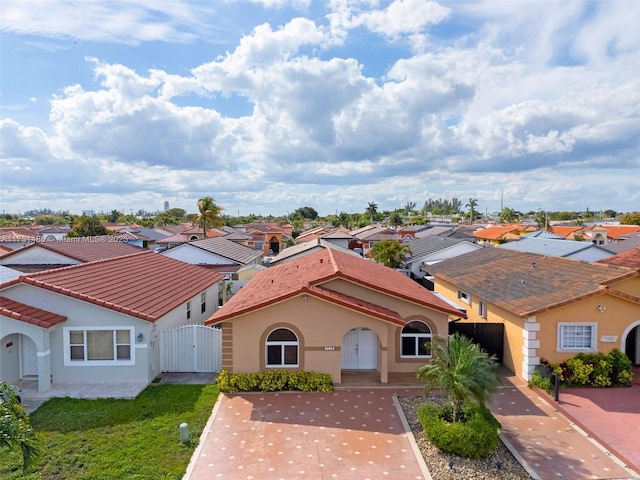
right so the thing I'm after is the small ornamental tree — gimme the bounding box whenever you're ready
[417,333,500,422]
[367,240,411,268]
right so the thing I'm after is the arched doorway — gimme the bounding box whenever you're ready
[341,328,377,370]
[0,333,38,383]
[624,323,640,365]
[268,236,280,254]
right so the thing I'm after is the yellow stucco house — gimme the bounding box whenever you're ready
[427,247,640,381]
[205,248,463,384]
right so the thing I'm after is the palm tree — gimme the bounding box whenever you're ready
[367,240,411,268]
[387,211,403,227]
[366,202,378,224]
[404,201,416,216]
[417,333,500,422]
[196,196,224,238]
[498,207,520,223]
[465,198,478,224]
[0,382,39,472]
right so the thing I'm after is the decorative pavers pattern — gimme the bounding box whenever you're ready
[185,388,430,480]
[492,381,639,480]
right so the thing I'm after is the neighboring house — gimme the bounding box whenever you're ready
[205,248,464,385]
[404,236,482,282]
[35,225,71,241]
[604,232,640,254]
[415,224,478,242]
[498,236,616,262]
[549,224,640,246]
[0,227,37,251]
[155,227,222,249]
[472,223,537,246]
[0,240,145,273]
[161,236,263,277]
[349,226,402,255]
[427,248,640,381]
[0,251,224,393]
[109,226,168,249]
[597,247,640,270]
[268,238,360,266]
[296,227,353,249]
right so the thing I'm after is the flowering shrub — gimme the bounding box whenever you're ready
[536,349,633,388]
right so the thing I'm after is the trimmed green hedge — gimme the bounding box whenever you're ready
[417,402,501,459]
[216,369,333,393]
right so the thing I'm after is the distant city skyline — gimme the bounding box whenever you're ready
[1,1,639,216]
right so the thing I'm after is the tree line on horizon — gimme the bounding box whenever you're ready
[2,199,639,236]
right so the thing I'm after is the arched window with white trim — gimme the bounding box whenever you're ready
[401,321,432,358]
[266,328,299,367]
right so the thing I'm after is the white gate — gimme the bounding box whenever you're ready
[160,324,222,372]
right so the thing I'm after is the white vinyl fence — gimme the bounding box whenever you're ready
[160,324,222,372]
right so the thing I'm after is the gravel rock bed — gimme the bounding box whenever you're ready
[398,395,532,480]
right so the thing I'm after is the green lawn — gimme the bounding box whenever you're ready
[0,383,219,480]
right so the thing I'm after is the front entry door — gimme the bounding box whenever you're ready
[341,328,377,370]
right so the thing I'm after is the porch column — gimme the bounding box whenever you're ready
[380,347,388,383]
[521,317,540,382]
[37,349,52,392]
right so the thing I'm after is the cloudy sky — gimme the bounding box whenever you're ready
[1,0,639,218]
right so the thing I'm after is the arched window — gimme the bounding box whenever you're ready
[401,321,432,358]
[266,328,298,367]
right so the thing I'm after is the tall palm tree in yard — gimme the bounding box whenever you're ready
[365,201,378,224]
[465,198,478,224]
[417,333,500,422]
[196,196,223,238]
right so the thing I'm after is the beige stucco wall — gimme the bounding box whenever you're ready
[434,275,640,380]
[219,289,450,384]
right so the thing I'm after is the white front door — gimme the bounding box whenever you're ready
[21,335,38,377]
[341,328,377,370]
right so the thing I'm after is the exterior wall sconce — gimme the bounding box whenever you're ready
[597,305,606,312]
[302,294,309,303]
[137,333,144,342]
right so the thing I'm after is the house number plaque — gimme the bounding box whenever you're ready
[324,346,335,351]
[600,335,617,342]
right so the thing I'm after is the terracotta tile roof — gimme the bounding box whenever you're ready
[207,248,463,324]
[548,226,584,239]
[0,231,36,242]
[0,296,67,328]
[428,248,637,317]
[5,251,223,322]
[0,227,38,237]
[597,247,640,270]
[601,225,640,239]
[472,224,535,241]
[0,240,144,263]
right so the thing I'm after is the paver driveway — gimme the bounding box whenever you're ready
[184,388,429,480]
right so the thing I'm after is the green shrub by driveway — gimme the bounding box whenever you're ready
[0,383,219,480]
[417,401,501,459]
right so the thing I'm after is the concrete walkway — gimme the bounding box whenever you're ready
[492,372,640,480]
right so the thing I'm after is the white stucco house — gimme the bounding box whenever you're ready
[0,251,224,393]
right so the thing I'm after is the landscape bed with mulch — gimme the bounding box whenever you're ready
[398,395,531,480]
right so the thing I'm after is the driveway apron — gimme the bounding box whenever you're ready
[184,388,430,480]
